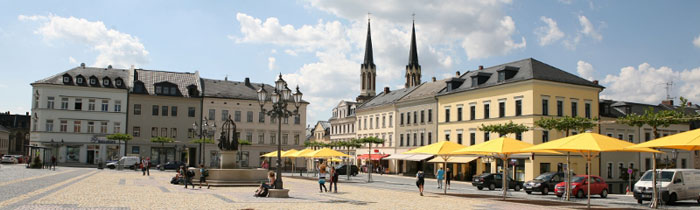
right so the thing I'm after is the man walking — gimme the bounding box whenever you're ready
[180,166,193,189]
[436,167,444,189]
[141,157,150,176]
[446,167,452,189]
[50,156,57,170]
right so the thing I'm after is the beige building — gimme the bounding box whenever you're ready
[329,101,358,147]
[127,69,202,167]
[599,99,696,194]
[202,78,307,169]
[311,121,331,144]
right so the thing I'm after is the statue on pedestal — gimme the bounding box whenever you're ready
[217,116,238,151]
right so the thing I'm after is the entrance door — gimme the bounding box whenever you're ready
[87,151,95,164]
[188,148,196,167]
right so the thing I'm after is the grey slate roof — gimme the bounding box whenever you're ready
[398,79,447,102]
[202,78,272,100]
[440,58,603,96]
[600,99,700,118]
[33,66,129,89]
[0,125,9,133]
[134,69,201,97]
[358,86,419,110]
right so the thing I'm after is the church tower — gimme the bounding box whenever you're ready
[405,18,421,88]
[357,17,376,103]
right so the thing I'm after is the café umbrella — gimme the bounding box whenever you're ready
[404,141,467,194]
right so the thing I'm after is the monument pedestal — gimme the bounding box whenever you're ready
[219,151,238,169]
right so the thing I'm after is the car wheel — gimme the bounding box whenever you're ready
[526,191,532,194]
[477,186,483,190]
[600,189,608,198]
[667,193,677,204]
[637,199,643,204]
[489,184,495,190]
[108,165,115,169]
[576,190,585,198]
[542,187,549,195]
[515,185,521,191]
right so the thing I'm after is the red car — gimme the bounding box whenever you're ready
[554,175,608,198]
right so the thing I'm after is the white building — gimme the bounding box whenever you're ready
[30,64,129,164]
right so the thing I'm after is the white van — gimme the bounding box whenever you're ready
[106,156,140,169]
[633,169,700,205]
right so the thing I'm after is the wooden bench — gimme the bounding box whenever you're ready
[268,189,290,198]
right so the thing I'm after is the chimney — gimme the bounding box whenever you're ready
[80,63,86,69]
[662,100,674,106]
[224,76,228,81]
[244,77,251,86]
[107,65,112,70]
[478,65,484,70]
[25,112,29,116]
[384,87,391,94]
[456,71,460,77]
[432,77,436,82]
[593,80,599,85]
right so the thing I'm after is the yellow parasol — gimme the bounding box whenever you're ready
[628,128,700,151]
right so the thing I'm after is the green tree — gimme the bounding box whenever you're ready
[356,137,385,182]
[617,107,686,208]
[478,121,529,137]
[534,116,596,201]
[336,140,362,180]
[106,133,133,157]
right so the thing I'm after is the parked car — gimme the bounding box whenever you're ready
[633,169,700,205]
[472,173,523,191]
[524,172,574,195]
[157,161,186,170]
[106,156,140,169]
[554,175,608,198]
[1,155,18,164]
[12,155,24,163]
[335,164,359,176]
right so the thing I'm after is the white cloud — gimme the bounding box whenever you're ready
[693,34,700,48]
[68,56,78,64]
[268,57,277,71]
[576,60,595,81]
[19,14,149,68]
[600,63,700,104]
[558,0,574,4]
[578,15,602,41]
[535,16,565,46]
[284,49,298,56]
[270,49,277,54]
[461,16,526,60]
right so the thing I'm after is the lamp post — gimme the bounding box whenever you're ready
[257,74,303,190]
[194,118,216,166]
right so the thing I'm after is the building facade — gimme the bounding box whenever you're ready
[329,101,358,146]
[0,125,9,155]
[126,69,202,166]
[30,64,129,164]
[312,121,331,144]
[0,112,31,155]
[437,58,604,182]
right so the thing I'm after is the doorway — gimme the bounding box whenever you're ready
[87,151,95,164]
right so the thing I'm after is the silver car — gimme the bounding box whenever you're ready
[1,155,17,164]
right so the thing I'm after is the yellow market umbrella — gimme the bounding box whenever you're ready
[280,149,298,174]
[521,132,660,208]
[450,137,560,200]
[628,128,700,151]
[329,158,344,162]
[261,150,288,158]
[306,148,350,158]
[404,141,467,194]
[286,148,315,176]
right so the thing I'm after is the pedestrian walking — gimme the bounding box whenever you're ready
[180,166,193,189]
[199,164,210,189]
[329,167,339,193]
[50,155,57,170]
[318,165,328,192]
[436,167,444,189]
[416,170,425,196]
[446,167,452,189]
[141,157,150,176]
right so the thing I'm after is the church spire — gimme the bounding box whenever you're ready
[407,18,419,68]
[405,14,421,88]
[362,17,375,68]
[357,13,377,103]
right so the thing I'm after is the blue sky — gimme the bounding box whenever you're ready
[2,0,700,125]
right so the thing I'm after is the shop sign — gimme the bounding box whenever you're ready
[90,136,116,144]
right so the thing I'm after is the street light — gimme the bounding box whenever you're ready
[257,74,303,189]
[194,118,217,166]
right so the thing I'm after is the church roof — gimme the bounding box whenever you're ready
[362,20,375,68]
[407,21,420,69]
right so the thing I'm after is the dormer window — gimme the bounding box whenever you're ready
[470,72,492,87]
[155,86,163,94]
[76,77,84,84]
[497,66,519,82]
[103,78,111,86]
[115,78,124,88]
[89,76,98,86]
[498,72,505,82]
[471,77,478,87]
[62,74,72,84]
[169,87,177,95]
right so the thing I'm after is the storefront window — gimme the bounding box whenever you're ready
[150,147,175,165]
[66,146,81,162]
[107,145,119,161]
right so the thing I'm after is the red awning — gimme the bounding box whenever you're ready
[357,154,389,160]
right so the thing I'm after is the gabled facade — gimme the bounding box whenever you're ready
[329,100,358,146]
[312,121,331,144]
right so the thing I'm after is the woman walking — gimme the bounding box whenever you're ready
[446,167,452,189]
[436,167,444,189]
[416,170,425,196]
[329,167,339,193]
[318,165,328,192]
[199,164,210,189]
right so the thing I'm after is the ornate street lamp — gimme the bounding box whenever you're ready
[257,74,303,189]
[194,118,217,166]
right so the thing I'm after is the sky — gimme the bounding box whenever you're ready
[2,0,700,126]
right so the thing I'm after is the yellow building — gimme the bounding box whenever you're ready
[437,58,603,181]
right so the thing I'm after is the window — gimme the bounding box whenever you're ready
[585,103,591,119]
[171,128,177,138]
[247,111,253,122]
[208,109,215,120]
[370,117,373,129]
[516,132,522,140]
[457,133,463,144]
[419,110,424,123]
[101,100,109,112]
[161,128,167,137]
[607,163,613,178]
[382,116,386,128]
[682,159,687,168]
[645,158,651,171]
[294,115,300,125]
[151,127,158,137]
[115,79,123,87]
[294,134,300,145]
[484,132,490,141]
[61,98,69,110]
[389,115,393,127]
[235,111,241,122]
[282,134,288,145]
[73,121,81,133]
[400,113,404,125]
[153,105,159,116]
[134,104,141,115]
[100,122,108,133]
[618,134,624,141]
[284,116,289,124]
[74,99,83,110]
[259,112,265,123]
[556,100,563,117]
[427,132,432,144]
[457,107,463,121]
[445,107,450,122]
[132,146,140,154]
[90,78,97,85]
[63,76,70,83]
[258,133,265,144]
[471,77,478,87]
[363,118,366,129]
[498,71,506,82]
[571,101,578,117]
[102,78,110,86]
[188,107,195,117]
[169,87,177,95]
[47,97,55,109]
[628,134,634,143]
[115,100,122,112]
[413,111,417,124]
[156,86,162,94]
[188,129,194,138]
[445,131,450,141]
[499,101,505,118]
[76,77,84,84]
[470,133,476,145]
[542,131,549,143]
[221,110,229,121]
[88,99,95,111]
[162,106,169,116]
[645,132,651,141]
[542,99,549,116]
[271,115,276,124]
[87,121,95,133]
[428,109,433,122]
[413,133,417,146]
[271,133,276,144]
[484,103,490,119]
[540,163,551,174]
[470,105,476,120]
[46,120,54,132]
[60,120,67,132]
[400,134,404,146]
[515,100,522,116]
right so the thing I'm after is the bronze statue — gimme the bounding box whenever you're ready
[218,115,238,151]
